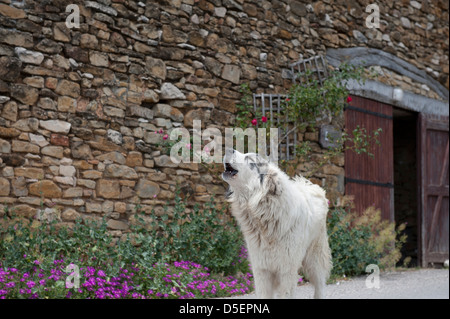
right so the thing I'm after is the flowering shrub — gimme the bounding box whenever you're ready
[136,189,249,275]
[0,191,254,299]
[0,258,253,299]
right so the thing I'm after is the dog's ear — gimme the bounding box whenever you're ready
[265,172,282,196]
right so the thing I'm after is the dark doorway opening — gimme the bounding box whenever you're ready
[393,108,419,267]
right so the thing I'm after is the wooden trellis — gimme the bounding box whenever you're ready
[252,93,297,161]
[290,55,329,86]
[252,55,329,161]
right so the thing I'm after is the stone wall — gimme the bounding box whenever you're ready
[0,0,448,236]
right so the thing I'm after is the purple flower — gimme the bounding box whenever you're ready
[26,281,36,289]
[6,282,15,288]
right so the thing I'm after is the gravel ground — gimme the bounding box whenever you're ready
[230,268,449,299]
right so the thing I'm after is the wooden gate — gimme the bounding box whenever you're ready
[418,113,449,266]
[344,96,394,221]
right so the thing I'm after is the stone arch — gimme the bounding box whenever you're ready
[326,47,449,101]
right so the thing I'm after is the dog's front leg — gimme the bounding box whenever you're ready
[253,268,275,299]
[276,271,297,299]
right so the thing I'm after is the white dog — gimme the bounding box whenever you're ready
[222,149,332,299]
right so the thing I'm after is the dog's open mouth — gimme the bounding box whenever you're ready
[223,163,238,179]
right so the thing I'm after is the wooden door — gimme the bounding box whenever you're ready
[418,113,449,266]
[345,96,394,221]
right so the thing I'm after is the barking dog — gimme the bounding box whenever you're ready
[222,149,332,299]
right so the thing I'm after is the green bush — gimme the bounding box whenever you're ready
[133,189,247,275]
[327,205,406,277]
[0,213,116,274]
[0,190,253,299]
[0,189,247,277]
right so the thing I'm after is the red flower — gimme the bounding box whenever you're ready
[347,96,352,103]
[251,119,258,126]
[285,98,290,102]
[261,116,267,123]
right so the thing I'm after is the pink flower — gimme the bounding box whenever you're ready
[261,116,267,123]
[186,143,191,149]
[204,146,210,153]
[159,129,164,134]
[163,134,168,140]
[26,281,36,289]
[251,119,257,126]
[347,96,352,103]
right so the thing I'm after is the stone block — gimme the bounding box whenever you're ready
[135,179,160,198]
[107,219,129,230]
[39,120,71,134]
[0,138,11,153]
[96,179,121,199]
[12,141,39,154]
[10,84,39,105]
[41,146,64,159]
[50,134,70,147]
[104,164,138,179]
[0,4,26,19]
[221,64,241,84]
[0,177,10,196]
[29,180,62,198]
[55,79,80,98]
[14,47,44,65]
[145,57,166,80]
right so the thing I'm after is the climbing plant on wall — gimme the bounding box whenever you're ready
[236,63,382,176]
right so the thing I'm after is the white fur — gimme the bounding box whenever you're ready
[222,149,332,299]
